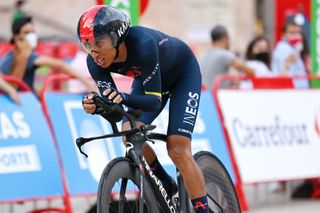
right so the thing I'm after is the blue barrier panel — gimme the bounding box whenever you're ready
[0,93,63,201]
[45,93,123,195]
[45,91,234,195]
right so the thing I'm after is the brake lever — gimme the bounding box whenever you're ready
[76,137,89,158]
[146,138,155,144]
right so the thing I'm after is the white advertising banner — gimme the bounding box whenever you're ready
[218,89,320,183]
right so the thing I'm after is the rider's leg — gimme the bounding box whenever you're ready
[121,79,169,165]
[122,121,177,196]
[167,135,208,212]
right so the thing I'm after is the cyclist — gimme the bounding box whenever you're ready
[80,5,208,212]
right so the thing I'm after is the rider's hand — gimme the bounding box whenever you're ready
[82,93,96,114]
[103,88,124,104]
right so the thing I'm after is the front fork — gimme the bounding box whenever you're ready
[126,146,145,213]
[119,178,128,213]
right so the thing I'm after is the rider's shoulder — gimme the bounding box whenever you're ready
[127,26,159,50]
[128,26,154,42]
[129,26,152,35]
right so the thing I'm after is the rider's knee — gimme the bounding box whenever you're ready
[167,138,193,165]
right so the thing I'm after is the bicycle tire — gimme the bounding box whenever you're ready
[97,157,160,213]
[193,151,241,213]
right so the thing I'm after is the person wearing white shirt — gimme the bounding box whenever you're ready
[245,36,273,77]
[272,20,308,88]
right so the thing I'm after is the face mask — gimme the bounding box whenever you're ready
[287,37,304,53]
[287,37,302,46]
[25,32,38,49]
[253,52,270,65]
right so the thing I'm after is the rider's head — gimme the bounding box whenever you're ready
[77,5,130,68]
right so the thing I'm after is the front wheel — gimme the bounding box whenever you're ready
[194,151,241,213]
[97,157,160,213]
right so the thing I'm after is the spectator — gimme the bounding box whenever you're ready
[0,16,95,94]
[288,10,310,49]
[238,36,274,89]
[272,19,308,88]
[199,25,253,90]
[12,0,28,21]
[245,36,273,76]
[300,31,311,73]
[0,75,21,104]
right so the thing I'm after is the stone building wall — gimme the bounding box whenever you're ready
[0,0,257,56]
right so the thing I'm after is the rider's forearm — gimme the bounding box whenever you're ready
[122,93,161,111]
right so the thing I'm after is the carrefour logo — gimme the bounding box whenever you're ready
[232,116,309,148]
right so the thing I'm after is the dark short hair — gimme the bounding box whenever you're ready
[210,25,228,42]
[282,18,300,33]
[11,16,32,35]
[16,0,26,8]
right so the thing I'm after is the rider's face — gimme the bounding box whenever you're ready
[90,47,116,68]
[82,36,116,68]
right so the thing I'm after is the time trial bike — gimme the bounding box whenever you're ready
[76,93,241,213]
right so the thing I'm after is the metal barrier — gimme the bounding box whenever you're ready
[39,74,79,213]
[3,76,32,92]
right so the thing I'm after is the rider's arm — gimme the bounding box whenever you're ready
[87,43,162,112]
[121,42,162,111]
[121,91,161,112]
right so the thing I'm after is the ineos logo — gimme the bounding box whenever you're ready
[183,92,199,126]
[96,81,112,88]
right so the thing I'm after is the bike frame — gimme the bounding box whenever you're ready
[76,94,191,212]
[124,132,182,213]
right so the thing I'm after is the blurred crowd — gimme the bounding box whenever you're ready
[198,13,313,197]
[199,14,310,91]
